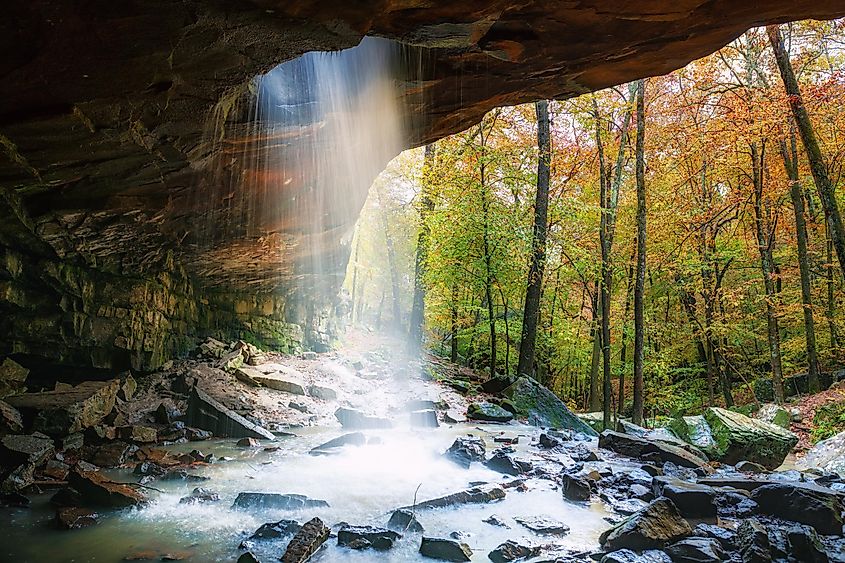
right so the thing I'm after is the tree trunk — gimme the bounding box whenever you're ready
[450,283,459,363]
[376,187,403,329]
[779,131,820,392]
[618,254,635,414]
[479,123,497,380]
[827,225,841,351]
[751,141,785,404]
[632,79,647,426]
[518,100,552,377]
[768,24,845,278]
[409,144,436,348]
[589,288,602,411]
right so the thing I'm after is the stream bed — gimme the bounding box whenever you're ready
[1,422,613,562]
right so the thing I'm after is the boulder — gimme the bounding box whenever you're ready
[0,400,24,433]
[410,409,439,428]
[0,433,55,491]
[755,404,791,429]
[237,552,261,563]
[736,461,768,473]
[703,408,797,470]
[651,477,716,518]
[234,366,263,387]
[310,432,366,455]
[504,377,597,434]
[664,537,726,563]
[337,525,401,550]
[6,379,120,436]
[0,358,29,398]
[249,519,301,539]
[445,436,486,468]
[668,415,717,453]
[751,482,844,535]
[484,448,531,476]
[307,385,337,401]
[797,430,845,477]
[562,473,592,502]
[466,402,513,423]
[334,407,393,429]
[784,524,829,563]
[692,524,737,551]
[186,387,275,440]
[56,507,99,529]
[88,441,135,467]
[600,498,692,551]
[68,469,145,507]
[387,508,424,533]
[419,537,472,561]
[514,515,570,535]
[117,425,157,443]
[480,376,516,394]
[232,492,330,510]
[736,518,772,563]
[280,517,330,563]
[598,430,707,469]
[401,484,505,510]
[488,540,540,563]
[237,437,260,447]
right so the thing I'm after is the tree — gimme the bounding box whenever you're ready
[517,100,552,377]
[632,78,646,425]
[409,144,436,348]
[768,24,845,279]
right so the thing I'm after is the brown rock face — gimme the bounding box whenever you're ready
[2,1,844,371]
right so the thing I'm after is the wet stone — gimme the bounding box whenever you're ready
[692,523,737,550]
[488,539,541,563]
[751,482,845,535]
[178,487,219,504]
[249,519,301,539]
[484,448,531,476]
[280,517,330,563]
[600,498,692,551]
[665,537,726,563]
[232,492,330,511]
[387,509,424,533]
[514,515,570,535]
[404,485,505,510]
[562,473,592,502]
[310,432,366,455]
[483,514,510,528]
[337,525,401,550]
[237,552,261,563]
[736,518,771,563]
[651,476,716,518]
[237,437,260,447]
[445,436,486,468]
[466,402,513,423]
[68,469,146,507]
[600,549,672,562]
[410,409,440,428]
[0,491,30,507]
[56,507,99,529]
[50,488,82,507]
[419,537,472,561]
[334,407,393,429]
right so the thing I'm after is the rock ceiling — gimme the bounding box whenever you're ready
[2,0,844,298]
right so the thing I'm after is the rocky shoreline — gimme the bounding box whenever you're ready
[1,335,844,562]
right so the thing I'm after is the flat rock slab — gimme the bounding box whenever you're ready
[514,515,570,535]
[652,476,717,518]
[68,469,146,507]
[250,519,301,539]
[599,430,707,469]
[7,379,119,436]
[253,373,305,395]
[281,517,330,563]
[401,485,505,511]
[1,433,55,466]
[186,387,275,440]
[233,492,330,511]
[307,385,337,401]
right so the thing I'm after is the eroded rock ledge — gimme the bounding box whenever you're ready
[2,1,844,371]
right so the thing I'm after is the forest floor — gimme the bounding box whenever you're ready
[789,381,845,452]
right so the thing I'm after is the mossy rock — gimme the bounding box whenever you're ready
[503,377,597,436]
[755,403,791,429]
[668,415,717,454]
[704,407,797,470]
[467,402,513,423]
[577,412,606,433]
